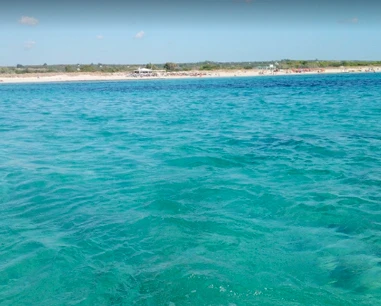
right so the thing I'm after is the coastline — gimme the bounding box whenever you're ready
[0,67,380,84]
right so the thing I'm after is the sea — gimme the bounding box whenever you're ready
[1,73,380,305]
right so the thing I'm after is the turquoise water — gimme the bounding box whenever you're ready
[1,74,381,305]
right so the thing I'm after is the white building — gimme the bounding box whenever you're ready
[134,68,153,74]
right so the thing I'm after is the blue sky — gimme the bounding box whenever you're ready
[1,0,380,66]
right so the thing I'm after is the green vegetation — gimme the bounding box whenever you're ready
[80,65,97,72]
[199,62,220,70]
[1,60,380,74]
[145,63,157,69]
[163,62,177,71]
[65,65,76,72]
[276,59,381,69]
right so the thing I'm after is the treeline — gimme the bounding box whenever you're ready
[1,60,381,74]
[276,60,381,69]
[0,63,141,74]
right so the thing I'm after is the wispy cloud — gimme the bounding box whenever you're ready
[232,0,265,4]
[96,35,104,40]
[19,16,39,26]
[338,17,359,24]
[134,30,145,39]
[24,40,36,50]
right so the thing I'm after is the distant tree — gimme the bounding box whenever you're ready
[331,62,342,68]
[164,62,177,71]
[65,65,75,72]
[81,65,96,72]
[200,63,219,71]
[300,61,308,67]
[179,66,191,71]
[0,67,14,74]
[43,63,47,66]
[16,64,24,68]
[146,63,156,69]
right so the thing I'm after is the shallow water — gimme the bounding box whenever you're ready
[1,74,381,305]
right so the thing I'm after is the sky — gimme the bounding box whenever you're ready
[1,0,381,66]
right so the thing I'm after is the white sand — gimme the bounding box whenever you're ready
[0,67,380,84]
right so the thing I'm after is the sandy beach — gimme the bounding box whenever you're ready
[0,67,379,84]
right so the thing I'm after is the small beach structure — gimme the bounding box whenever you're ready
[132,67,166,77]
[134,67,153,75]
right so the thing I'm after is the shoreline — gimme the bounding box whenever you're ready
[0,67,380,84]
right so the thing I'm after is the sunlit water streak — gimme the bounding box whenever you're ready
[1,74,381,305]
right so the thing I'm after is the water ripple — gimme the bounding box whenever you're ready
[1,73,381,305]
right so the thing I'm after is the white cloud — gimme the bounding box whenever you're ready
[338,17,359,24]
[350,17,359,24]
[96,35,104,40]
[24,40,36,50]
[134,30,145,39]
[19,16,39,26]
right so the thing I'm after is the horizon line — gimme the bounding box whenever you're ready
[3,59,381,67]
